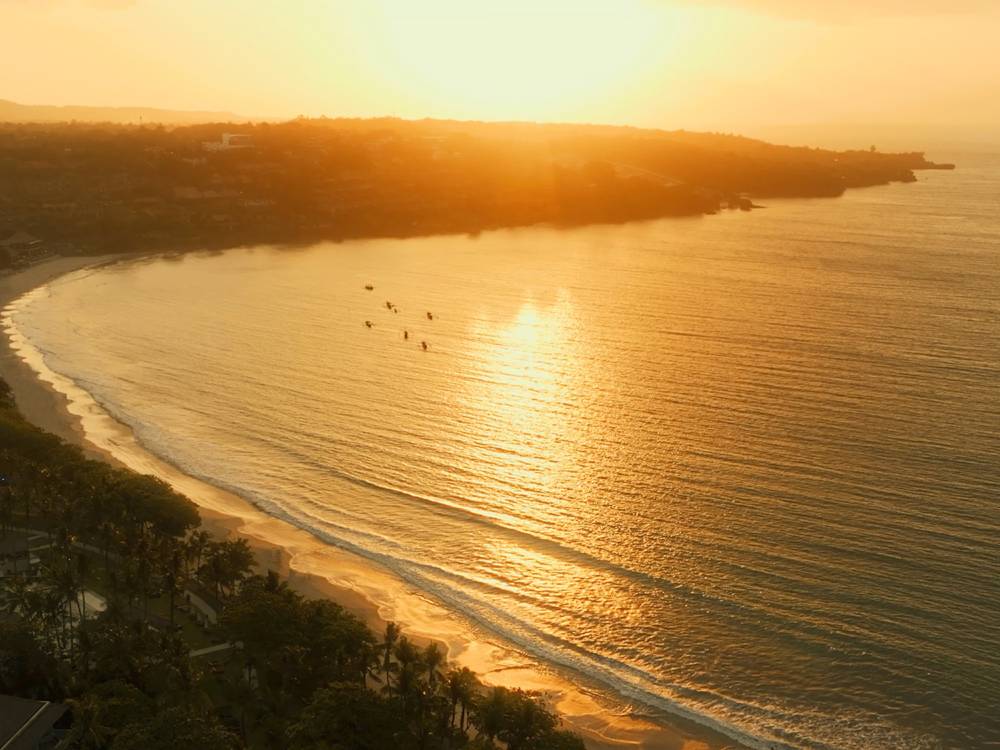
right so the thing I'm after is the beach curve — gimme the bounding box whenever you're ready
[0,254,740,750]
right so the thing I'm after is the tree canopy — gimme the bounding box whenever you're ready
[0,376,589,750]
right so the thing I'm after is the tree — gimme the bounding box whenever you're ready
[297,598,375,692]
[286,682,398,750]
[469,687,583,750]
[391,635,424,715]
[0,379,13,409]
[199,538,254,600]
[59,680,153,750]
[159,540,186,625]
[380,621,400,695]
[497,689,556,750]
[538,730,587,750]
[110,705,239,750]
[423,642,444,693]
[0,372,590,750]
[43,543,83,661]
[108,471,199,543]
[79,613,190,697]
[77,552,91,622]
[221,573,303,699]
[446,667,479,732]
[0,621,62,699]
[470,686,507,745]
[3,567,70,657]
[185,529,211,576]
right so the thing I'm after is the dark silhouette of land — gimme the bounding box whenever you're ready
[0,98,245,125]
[0,116,953,267]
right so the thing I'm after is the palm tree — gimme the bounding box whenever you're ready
[447,667,479,731]
[162,543,185,626]
[381,621,401,695]
[471,686,508,745]
[2,574,36,624]
[0,452,16,537]
[76,551,91,636]
[423,642,445,694]
[186,530,210,577]
[356,638,381,688]
[496,689,558,750]
[137,551,153,621]
[42,547,81,661]
[61,691,119,750]
[198,539,254,600]
[392,635,426,719]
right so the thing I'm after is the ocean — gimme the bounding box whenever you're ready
[6,156,999,749]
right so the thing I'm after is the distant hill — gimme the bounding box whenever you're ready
[0,98,246,124]
[745,121,1000,153]
[0,116,949,262]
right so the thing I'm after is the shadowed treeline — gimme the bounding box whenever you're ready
[0,118,950,263]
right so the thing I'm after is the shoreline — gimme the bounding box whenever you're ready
[1,255,743,750]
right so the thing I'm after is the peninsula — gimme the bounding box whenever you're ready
[0,116,952,268]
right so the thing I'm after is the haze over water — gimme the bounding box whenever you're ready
[10,159,1000,749]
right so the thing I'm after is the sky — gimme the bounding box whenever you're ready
[2,0,998,146]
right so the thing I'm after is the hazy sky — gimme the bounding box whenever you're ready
[2,0,998,141]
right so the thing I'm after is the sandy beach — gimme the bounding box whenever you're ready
[1,255,733,750]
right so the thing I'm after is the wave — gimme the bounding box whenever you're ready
[3,290,811,750]
[45,363,950,677]
[7,299,954,750]
[12,184,998,750]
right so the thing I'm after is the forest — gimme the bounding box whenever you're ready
[0,117,951,263]
[0,377,585,750]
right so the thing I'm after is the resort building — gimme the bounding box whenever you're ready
[202,133,254,152]
[0,695,69,750]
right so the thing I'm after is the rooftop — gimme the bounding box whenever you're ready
[0,695,67,750]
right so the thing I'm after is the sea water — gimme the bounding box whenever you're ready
[8,156,999,749]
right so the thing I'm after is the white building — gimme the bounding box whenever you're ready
[202,133,254,152]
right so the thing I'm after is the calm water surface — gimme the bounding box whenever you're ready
[11,159,1000,749]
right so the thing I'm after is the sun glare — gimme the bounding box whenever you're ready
[357,0,678,122]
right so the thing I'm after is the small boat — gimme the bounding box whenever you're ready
[426,312,434,320]
[364,320,373,328]
[421,341,428,351]
[364,284,374,291]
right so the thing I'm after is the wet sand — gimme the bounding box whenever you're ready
[1,255,736,750]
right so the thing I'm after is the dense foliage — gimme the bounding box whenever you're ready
[0,377,585,749]
[0,118,945,259]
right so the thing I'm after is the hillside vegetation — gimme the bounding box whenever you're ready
[0,118,950,261]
